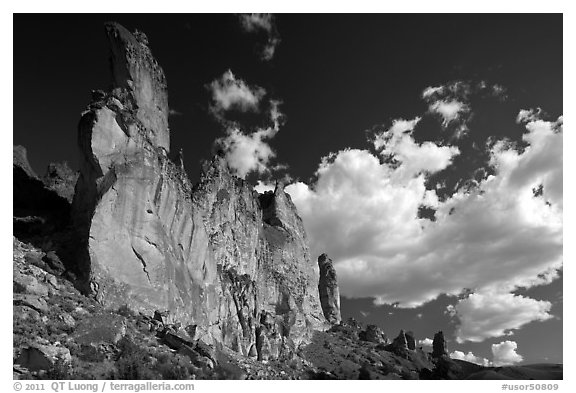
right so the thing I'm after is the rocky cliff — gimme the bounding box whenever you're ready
[71,22,326,360]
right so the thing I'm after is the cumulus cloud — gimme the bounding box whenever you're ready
[216,100,285,178]
[208,70,265,118]
[450,290,553,343]
[492,341,524,366]
[450,350,491,367]
[216,127,277,178]
[238,14,281,61]
[428,100,470,127]
[255,180,276,194]
[284,109,562,343]
[516,107,543,124]
[418,338,433,349]
[207,70,286,178]
[373,117,460,176]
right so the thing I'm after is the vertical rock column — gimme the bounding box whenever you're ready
[432,331,448,358]
[317,253,341,324]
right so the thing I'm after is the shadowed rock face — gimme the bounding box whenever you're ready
[432,331,448,358]
[317,253,341,324]
[71,22,325,360]
[13,145,73,241]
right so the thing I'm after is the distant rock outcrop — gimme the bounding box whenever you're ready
[13,145,74,242]
[432,331,448,358]
[42,162,78,203]
[71,22,326,360]
[359,324,388,344]
[317,253,341,324]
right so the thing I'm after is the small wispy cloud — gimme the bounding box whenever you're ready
[238,13,281,61]
[421,80,508,139]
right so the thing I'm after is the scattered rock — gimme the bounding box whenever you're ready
[43,251,66,276]
[359,324,387,344]
[16,344,71,372]
[14,294,49,314]
[13,272,49,297]
[58,313,76,329]
[73,313,126,345]
[195,340,217,365]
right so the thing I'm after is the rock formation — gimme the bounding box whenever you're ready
[43,162,78,203]
[432,331,448,358]
[317,253,341,324]
[13,145,74,242]
[359,324,387,344]
[71,22,325,360]
[405,331,416,350]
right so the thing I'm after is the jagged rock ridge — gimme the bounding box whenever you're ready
[71,22,326,360]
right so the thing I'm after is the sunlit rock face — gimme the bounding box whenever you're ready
[72,22,325,360]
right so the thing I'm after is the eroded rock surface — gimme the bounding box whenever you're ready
[317,253,341,324]
[71,22,325,360]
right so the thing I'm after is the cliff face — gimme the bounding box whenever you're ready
[72,22,326,360]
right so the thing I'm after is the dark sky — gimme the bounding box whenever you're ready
[13,14,563,366]
[13,14,562,180]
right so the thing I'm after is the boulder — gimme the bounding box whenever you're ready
[16,344,71,372]
[42,162,78,203]
[317,253,341,324]
[359,324,388,344]
[13,294,49,314]
[161,330,194,350]
[13,273,49,297]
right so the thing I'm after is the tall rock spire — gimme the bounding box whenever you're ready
[317,253,341,324]
[104,22,170,151]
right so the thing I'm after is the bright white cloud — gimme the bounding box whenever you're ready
[492,341,524,366]
[373,117,460,176]
[422,86,444,99]
[516,108,543,124]
[284,110,562,335]
[255,180,275,194]
[217,127,276,178]
[217,99,286,178]
[208,70,265,116]
[239,14,274,33]
[418,338,433,349]
[428,100,470,127]
[450,350,491,367]
[451,290,553,343]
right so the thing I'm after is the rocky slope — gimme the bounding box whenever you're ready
[70,22,325,362]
